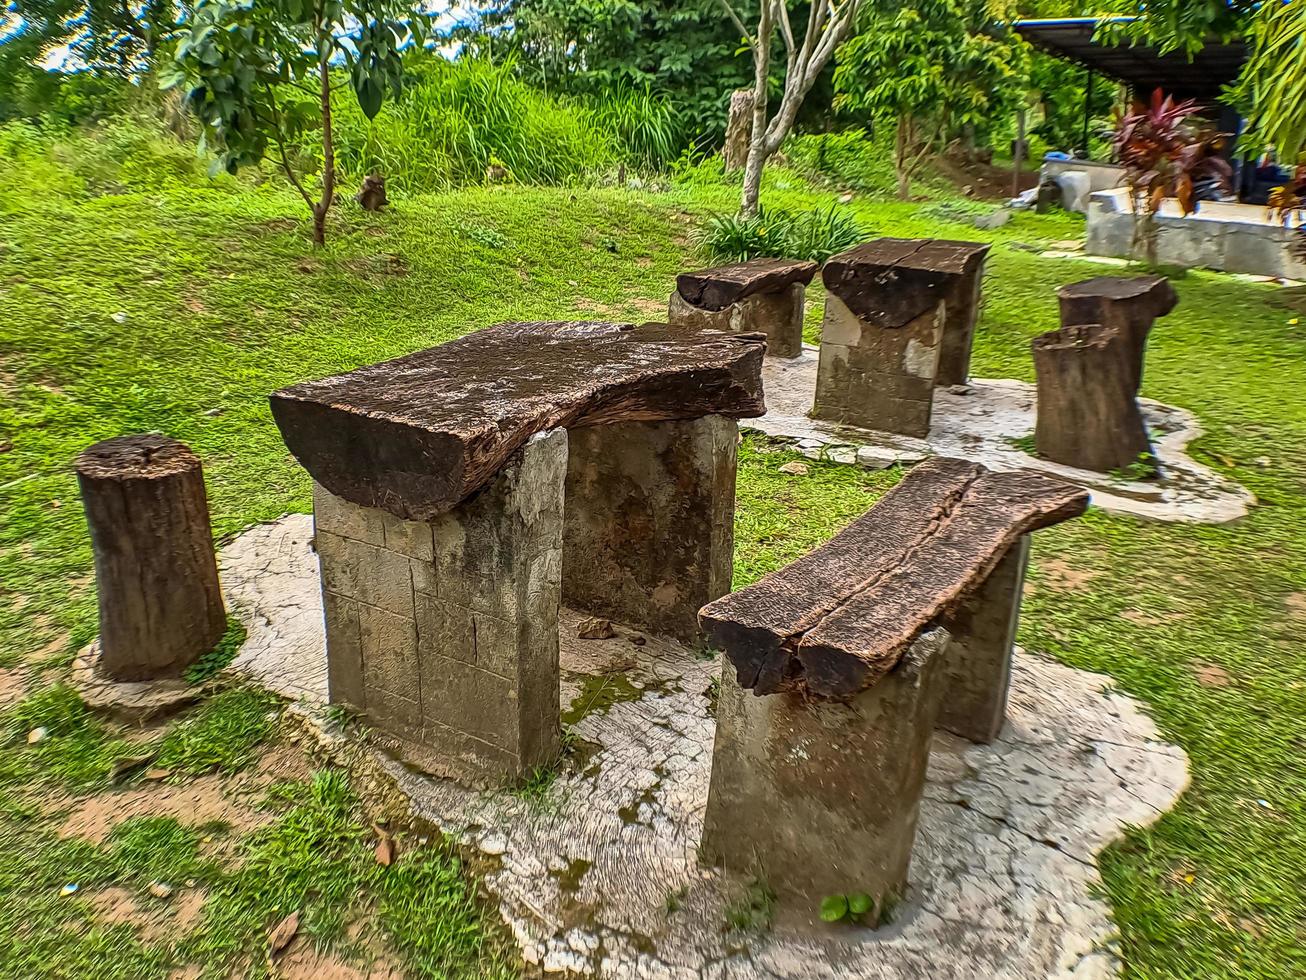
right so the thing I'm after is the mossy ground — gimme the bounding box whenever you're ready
[1,169,1303,977]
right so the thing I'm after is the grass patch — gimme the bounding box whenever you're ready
[0,152,1302,976]
[184,617,248,685]
[154,688,280,776]
[0,685,135,788]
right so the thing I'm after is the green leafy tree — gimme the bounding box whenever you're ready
[834,0,1024,200]
[1235,3,1306,161]
[167,0,423,245]
[465,0,757,146]
[7,0,181,73]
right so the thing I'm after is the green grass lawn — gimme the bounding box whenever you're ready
[1,175,1303,978]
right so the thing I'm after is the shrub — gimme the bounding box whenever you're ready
[785,128,900,197]
[699,204,868,264]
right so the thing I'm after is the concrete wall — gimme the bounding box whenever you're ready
[1087,188,1306,280]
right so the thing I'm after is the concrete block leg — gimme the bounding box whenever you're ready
[813,294,944,438]
[668,285,806,359]
[315,429,567,786]
[700,629,949,925]
[937,535,1030,744]
[564,416,737,646]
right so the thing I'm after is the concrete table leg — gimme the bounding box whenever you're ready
[700,629,949,925]
[564,416,737,646]
[315,429,567,786]
[667,285,807,359]
[937,535,1030,744]
[935,257,987,387]
[812,294,944,438]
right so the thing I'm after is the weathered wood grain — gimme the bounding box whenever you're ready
[700,458,1088,698]
[1058,275,1177,391]
[271,321,766,521]
[676,258,819,312]
[76,434,227,681]
[823,238,990,328]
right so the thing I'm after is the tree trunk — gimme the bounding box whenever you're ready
[895,117,912,201]
[314,37,335,247]
[76,435,227,682]
[1032,323,1156,475]
[741,141,768,216]
[723,89,753,172]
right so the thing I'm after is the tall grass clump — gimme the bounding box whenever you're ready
[699,204,867,264]
[330,57,620,193]
[586,84,685,172]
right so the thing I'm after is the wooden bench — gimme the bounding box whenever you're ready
[271,321,765,785]
[697,457,1088,923]
[813,238,991,437]
[668,257,819,358]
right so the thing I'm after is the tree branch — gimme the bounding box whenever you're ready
[265,90,315,211]
[716,0,756,48]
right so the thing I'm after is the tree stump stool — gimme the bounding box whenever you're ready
[698,458,1088,924]
[668,257,818,358]
[272,321,765,786]
[813,238,990,437]
[75,435,226,682]
[1057,275,1178,391]
[1033,322,1155,474]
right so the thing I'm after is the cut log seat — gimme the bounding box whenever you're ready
[676,257,819,312]
[669,258,819,359]
[700,457,1089,700]
[1057,275,1177,391]
[271,321,766,522]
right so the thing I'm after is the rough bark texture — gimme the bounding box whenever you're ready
[676,258,819,312]
[75,435,226,682]
[936,535,1030,744]
[667,284,807,358]
[315,430,566,787]
[271,321,766,522]
[701,629,949,924]
[699,457,1088,699]
[1057,275,1178,391]
[822,238,989,329]
[723,89,753,172]
[563,417,737,645]
[1033,323,1155,474]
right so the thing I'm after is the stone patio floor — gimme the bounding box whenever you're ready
[749,348,1253,524]
[220,515,1190,979]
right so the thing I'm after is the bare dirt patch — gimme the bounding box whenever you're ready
[278,939,405,980]
[59,741,312,844]
[1192,663,1233,688]
[1034,559,1099,591]
[625,296,667,318]
[1286,592,1306,621]
[60,774,270,844]
[1122,608,1186,628]
[86,885,207,944]
[0,668,26,708]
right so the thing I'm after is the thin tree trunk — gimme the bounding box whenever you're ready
[895,116,912,201]
[313,35,335,247]
[724,89,753,172]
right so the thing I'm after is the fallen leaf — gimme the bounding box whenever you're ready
[373,823,395,866]
[148,882,173,899]
[268,911,299,955]
[779,461,809,476]
[144,768,171,782]
[577,617,616,640]
[26,727,47,745]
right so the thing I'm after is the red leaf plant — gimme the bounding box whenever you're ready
[1113,89,1234,264]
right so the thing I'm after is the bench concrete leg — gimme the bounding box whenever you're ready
[700,628,949,925]
[936,260,986,387]
[564,416,736,645]
[937,535,1030,744]
[667,286,806,359]
[315,429,566,786]
[812,295,944,438]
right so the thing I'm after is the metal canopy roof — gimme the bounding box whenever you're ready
[1014,17,1248,106]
